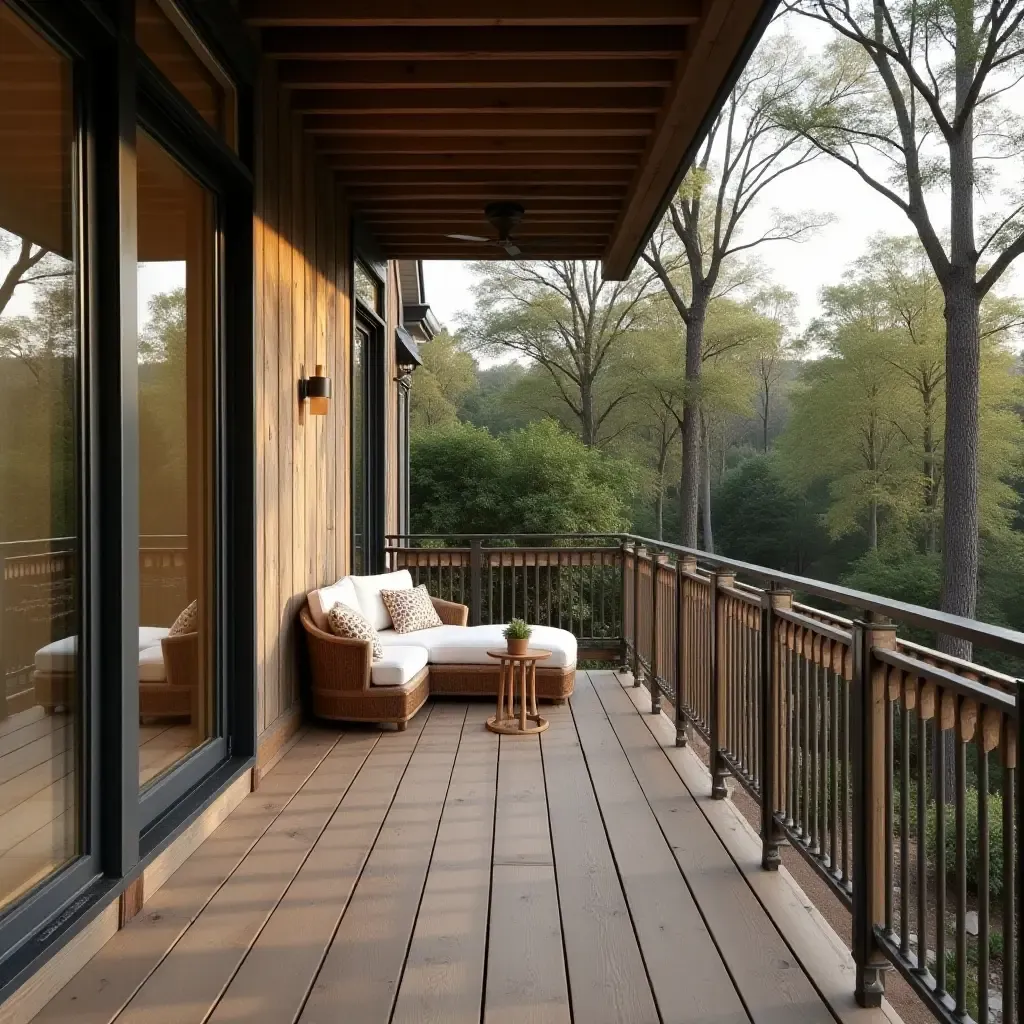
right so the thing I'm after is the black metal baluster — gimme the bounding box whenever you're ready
[978,739,990,1024]
[842,675,850,890]
[900,691,910,957]
[934,706,947,998]
[830,665,840,874]
[885,692,895,938]
[1002,713,1015,1024]
[955,702,967,1019]
[915,686,927,978]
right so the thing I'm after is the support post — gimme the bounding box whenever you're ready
[851,613,896,1007]
[469,539,482,627]
[675,556,697,747]
[650,553,664,715]
[709,570,735,799]
[633,546,645,687]
[760,586,792,869]
[1015,681,1023,1024]
[620,540,631,674]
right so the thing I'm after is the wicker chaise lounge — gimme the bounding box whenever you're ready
[302,571,576,728]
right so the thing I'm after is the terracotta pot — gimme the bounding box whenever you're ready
[506,636,530,656]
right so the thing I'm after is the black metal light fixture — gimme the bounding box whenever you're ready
[299,363,332,416]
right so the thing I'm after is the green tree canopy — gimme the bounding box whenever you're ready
[410,419,637,536]
[409,329,478,430]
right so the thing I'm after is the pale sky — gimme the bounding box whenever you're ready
[423,12,1024,338]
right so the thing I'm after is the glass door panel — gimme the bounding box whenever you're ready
[0,6,81,909]
[136,130,217,790]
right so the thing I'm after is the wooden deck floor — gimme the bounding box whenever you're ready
[32,671,901,1024]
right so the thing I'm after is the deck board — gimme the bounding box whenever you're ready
[30,673,902,1024]
[590,669,834,1024]
[296,704,466,1024]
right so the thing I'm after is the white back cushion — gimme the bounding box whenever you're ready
[307,576,360,632]
[350,569,413,630]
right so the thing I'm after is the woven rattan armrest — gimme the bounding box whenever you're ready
[430,596,469,627]
[300,606,373,692]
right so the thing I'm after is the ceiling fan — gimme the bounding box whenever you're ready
[446,201,527,257]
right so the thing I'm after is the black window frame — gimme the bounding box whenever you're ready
[352,259,387,576]
[0,0,256,999]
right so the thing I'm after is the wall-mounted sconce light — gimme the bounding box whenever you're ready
[299,364,332,416]
[395,360,417,385]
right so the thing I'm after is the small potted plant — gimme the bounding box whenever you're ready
[503,618,532,656]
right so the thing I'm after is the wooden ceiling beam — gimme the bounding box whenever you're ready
[261,26,686,60]
[378,247,608,259]
[337,168,632,185]
[244,0,700,26]
[345,190,628,202]
[306,113,654,135]
[278,59,676,90]
[328,152,638,171]
[602,0,771,278]
[363,214,617,225]
[353,198,624,211]
[315,135,646,153]
[291,87,664,114]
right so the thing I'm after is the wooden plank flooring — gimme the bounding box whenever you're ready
[31,673,902,1024]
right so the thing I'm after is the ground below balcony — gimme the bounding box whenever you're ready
[33,672,905,1024]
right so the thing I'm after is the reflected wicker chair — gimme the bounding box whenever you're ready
[139,632,199,723]
[300,596,467,728]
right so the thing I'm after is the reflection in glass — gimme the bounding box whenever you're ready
[0,7,80,910]
[136,0,237,149]
[352,326,367,575]
[354,262,381,315]
[137,131,216,789]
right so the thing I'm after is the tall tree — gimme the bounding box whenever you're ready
[641,30,830,547]
[462,259,658,447]
[777,0,1024,651]
[409,329,478,430]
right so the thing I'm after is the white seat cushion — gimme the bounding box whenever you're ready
[307,577,360,632]
[377,624,576,669]
[350,570,413,631]
[138,645,167,682]
[35,627,172,673]
[370,645,428,688]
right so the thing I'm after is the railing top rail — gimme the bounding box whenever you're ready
[624,534,1024,659]
[389,531,1024,660]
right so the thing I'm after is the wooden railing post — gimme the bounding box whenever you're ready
[620,540,631,674]
[710,570,735,799]
[760,586,792,870]
[851,612,896,1007]
[633,546,645,687]
[650,553,665,715]
[675,555,697,747]
[469,540,482,627]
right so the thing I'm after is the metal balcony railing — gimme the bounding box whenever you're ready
[388,532,1024,1024]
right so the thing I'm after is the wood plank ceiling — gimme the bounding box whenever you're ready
[241,0,773,278]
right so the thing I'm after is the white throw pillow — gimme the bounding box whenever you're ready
[308,577,360,632]
[350,569,413,631]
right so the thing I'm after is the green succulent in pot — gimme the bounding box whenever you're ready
[503,618,532,655]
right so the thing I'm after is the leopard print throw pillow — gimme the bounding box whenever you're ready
[168,599,198,636]
[380,585,443,634]
[326,602,383,660]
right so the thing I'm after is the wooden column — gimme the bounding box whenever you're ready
[675,554,698,747]
[709,570,735,799]
[759,586,792,869]
[851,612,896,1006]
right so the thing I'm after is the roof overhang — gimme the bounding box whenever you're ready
[242,0,777,279]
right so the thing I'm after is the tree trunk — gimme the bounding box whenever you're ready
[939,18,980,661]
[655,445,668,541]
[701,415,714,553]
[868,499,878,551]
[679,292,706,548]
[580,377,598,447]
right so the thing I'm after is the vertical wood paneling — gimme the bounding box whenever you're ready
[253,65,362,744]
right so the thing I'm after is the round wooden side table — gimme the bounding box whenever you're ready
[485,649,551,735]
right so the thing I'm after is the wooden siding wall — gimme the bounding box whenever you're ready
[254,63,352,741]
[385,260,400,539]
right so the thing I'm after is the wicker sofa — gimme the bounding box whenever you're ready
[301,571,576,728]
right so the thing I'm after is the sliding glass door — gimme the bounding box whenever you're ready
[0,5,83,914]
